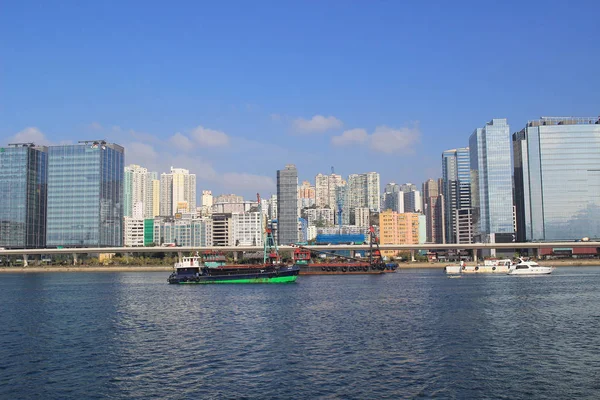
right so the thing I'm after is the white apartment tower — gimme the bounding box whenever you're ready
[315,173,345,208]
[160,167,196,216]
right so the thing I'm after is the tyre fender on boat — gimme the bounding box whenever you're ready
[341,267,348,272]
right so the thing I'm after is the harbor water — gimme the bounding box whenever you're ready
[1,267,600,399]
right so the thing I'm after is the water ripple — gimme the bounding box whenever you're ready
[1,268,600,399]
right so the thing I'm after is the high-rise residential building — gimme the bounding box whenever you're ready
[124,164,148,217]
[277,164,299,245]
[0,143,48,248]
[382,183,404,213]
[46,141,124,247]
[304,208,335,227]
[404,191,421,213]
[513,116,600,241]
[347,172,380,224]
[171,167,196,214]
[145,171,159,218]
[268,194,277,221]
[470,119,514,240]
[159,167,196,216]
[298,180,316,209]
[159,173,173,216]
[202,190,213,207]
[422,178,445,243]
[354,207,371,227]
[442,147,471,243]
[315,173,345,208]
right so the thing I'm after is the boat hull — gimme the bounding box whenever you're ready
[168,266,299,284]
[298,263,397,275]
[507,268,553,275]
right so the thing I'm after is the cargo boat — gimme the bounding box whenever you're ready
[167,255,299,284]
[293,226,398,275]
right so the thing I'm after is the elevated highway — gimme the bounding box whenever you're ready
[1,241,598,256]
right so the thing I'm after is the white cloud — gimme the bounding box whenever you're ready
[10,127,52,146]
[124,142,160,168]
[293,115,343,133]
[169,132,194,151]
[369,125,420,154]
[331,128,368,146]
[270,113,282,122]
[190,125,230,147]
[221,172,276,191]
[331,124,420,154]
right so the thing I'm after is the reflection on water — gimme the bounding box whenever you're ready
[1,268,600,399]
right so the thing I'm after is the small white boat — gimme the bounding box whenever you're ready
[507,258,553,275]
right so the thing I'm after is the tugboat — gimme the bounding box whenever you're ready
[168,193,300,284]
[293,226,398,275]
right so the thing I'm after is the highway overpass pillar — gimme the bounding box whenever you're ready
[177,251,183,263]
[473,250,478,264]
[73,253,78,265]
[23,254,28,267]
[233,251,239,262]
[410,250,415,262]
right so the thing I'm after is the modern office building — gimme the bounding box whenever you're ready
[46,141,124,247]
[0,143,48,248]
[442,147,471,243]
[469,119,514,241]
[513,116,600,241]
[422,178,445,243]
[277,164,299,245]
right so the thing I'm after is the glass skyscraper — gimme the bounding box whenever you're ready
[46,141,124,247]
[276,164,298,245]
[513,117,600,241]
[469,119,514,239]
[0,144,47,248]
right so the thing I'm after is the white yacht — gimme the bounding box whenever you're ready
[507,258,553,275]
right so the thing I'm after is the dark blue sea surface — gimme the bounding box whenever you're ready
[1,267,600,399]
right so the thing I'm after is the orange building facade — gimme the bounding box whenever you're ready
[379,210,420,257]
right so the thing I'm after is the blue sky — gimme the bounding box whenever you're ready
[1,1,599,198]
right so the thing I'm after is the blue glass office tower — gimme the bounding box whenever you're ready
[442,147,471,243]
[46,141,124,247]
[0,144,47,248]
[513,117,600,241]
[469,119,514,240]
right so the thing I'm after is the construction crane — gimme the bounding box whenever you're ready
[258,193,279,265]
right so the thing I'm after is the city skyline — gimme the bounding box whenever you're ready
[2,2,599,198]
